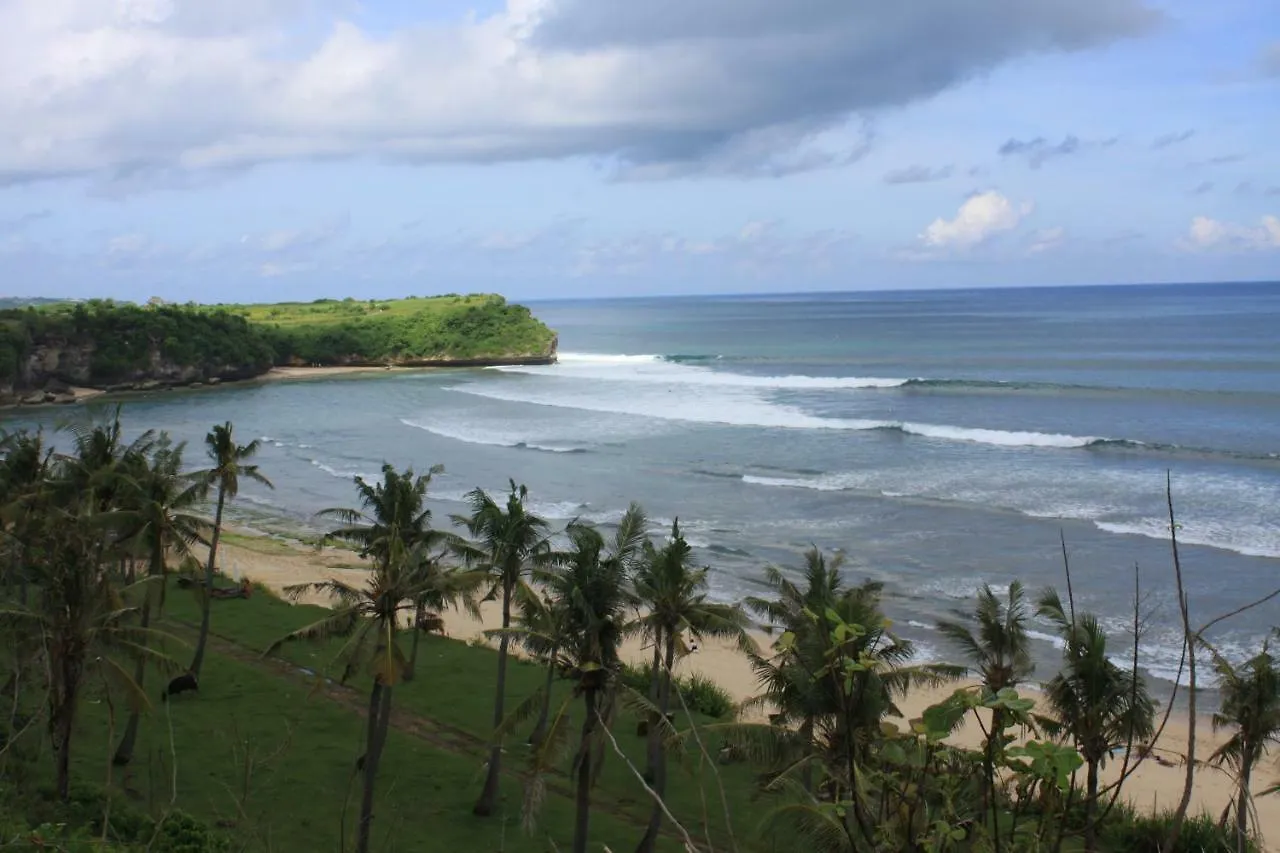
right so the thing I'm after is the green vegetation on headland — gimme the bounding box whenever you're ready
[0,294,557,405]
[1,411,1276,853]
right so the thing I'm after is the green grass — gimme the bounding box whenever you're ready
[36,581,776,852]
[226,294,558,365]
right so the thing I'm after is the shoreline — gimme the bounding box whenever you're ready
[0,360,537,413]
[215,531,1278,849]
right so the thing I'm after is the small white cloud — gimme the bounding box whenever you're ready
[920,191,1032,249]
[1185,215,1280,251]
[1026,226,1066,254]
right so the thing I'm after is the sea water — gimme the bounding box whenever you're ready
[9,282,1278,689]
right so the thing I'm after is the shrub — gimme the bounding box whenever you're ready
[1100,807,1257,853]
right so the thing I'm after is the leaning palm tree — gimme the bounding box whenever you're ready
[190,422,272,678]
[1038,588,1155,853]
[632,518,752,853]
[452,481,554,817]
[506,508,646,853]
[266,536,431,853]
[112,438,208,766]
[1208,631,1280,852]
[937,581,1035,816]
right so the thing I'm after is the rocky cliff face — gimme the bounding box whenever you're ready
[1,341,270,407]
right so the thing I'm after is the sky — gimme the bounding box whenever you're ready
[0,0,1278,303]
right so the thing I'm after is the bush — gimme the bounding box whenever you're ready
[1100,806,1257,853]
[616,663,736,719]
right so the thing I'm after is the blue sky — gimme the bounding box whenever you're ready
[0,0,1277,302]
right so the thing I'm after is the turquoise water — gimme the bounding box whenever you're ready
[9,282,1279,686]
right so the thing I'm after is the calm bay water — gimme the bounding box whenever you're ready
[9,282,1279,687]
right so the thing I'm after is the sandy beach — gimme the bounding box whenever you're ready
[260,365,417,382]
[217,535,1278,849]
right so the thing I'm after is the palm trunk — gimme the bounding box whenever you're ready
[1084,758,1099,853]
[636,632,677,853]
[356,678,390,853]
[573,684,599,853]
[986,705,1004,846]
[474,579,513,816]
[529,655,556,747]
[1235,760,1252,853]
[53,657,81,801]
[405,603,423,682]
[113,581,154,767]
[642,632,663,783]
[190,485,226,678]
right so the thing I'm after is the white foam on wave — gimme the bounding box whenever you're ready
[309,459,376,482]
[497,352,907,390]
[450,383,1099,451]
[899,422,1095,449]
[399,418,586,454]
[1093,518,1280,559]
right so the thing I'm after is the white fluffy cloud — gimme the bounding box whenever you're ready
[920,191,1032,249]
[0,0,1157,183]
[1185,215,1280,251]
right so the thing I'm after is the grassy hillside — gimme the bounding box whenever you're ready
[3,580,759,853]
[0,294,556,398]
[230,294,557,366]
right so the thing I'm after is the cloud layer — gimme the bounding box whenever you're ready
[0,0,1158,183]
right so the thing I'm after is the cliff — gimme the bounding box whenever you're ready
[0,295,558,407]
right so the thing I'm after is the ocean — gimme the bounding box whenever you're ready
[8,282,1279,690]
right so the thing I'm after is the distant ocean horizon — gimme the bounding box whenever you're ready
[9,280,1279,691]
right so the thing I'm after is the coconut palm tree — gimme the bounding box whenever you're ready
[452,481,554,817]
[266,537,430,853]
[492,585,571,748]
[1209,631,1280,852]
[507,507,647,853]
[320,463,465,682]
[632,519,752,853]
[0,450,178,799]
[0,429,52,605]
[1038,588,1155,853]
[112,438,208,766]
[190,422,272,678]
[740,550,962,849]
[937,581,1035,816]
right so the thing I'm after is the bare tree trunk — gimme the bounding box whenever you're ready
[405,603,423,683]
[474,579,513,816]
[641,632,663,784]
[529,656,556,747]
[1167,476,1196,849]
[1084,758,1100,853]
[191,485,226,678]
[356,679,387,853]
[113,587,153,766]
[636,633,677,853]
[573,685,599,853]
[53,659,81,801]
[1235,761,1252,853]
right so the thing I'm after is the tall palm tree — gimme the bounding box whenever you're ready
[1209,632,1280,852]
[493,585,571,748]
[112,438,208,766]
[267,540,431,853]
[633,519,751,853]
[1038,588,1155,853]
[0,449,177,799]
[190,422,272,678]
[507,507,647,853]
[452,481,554,817]
[320,463,463,682]
[937,581,1035,817]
